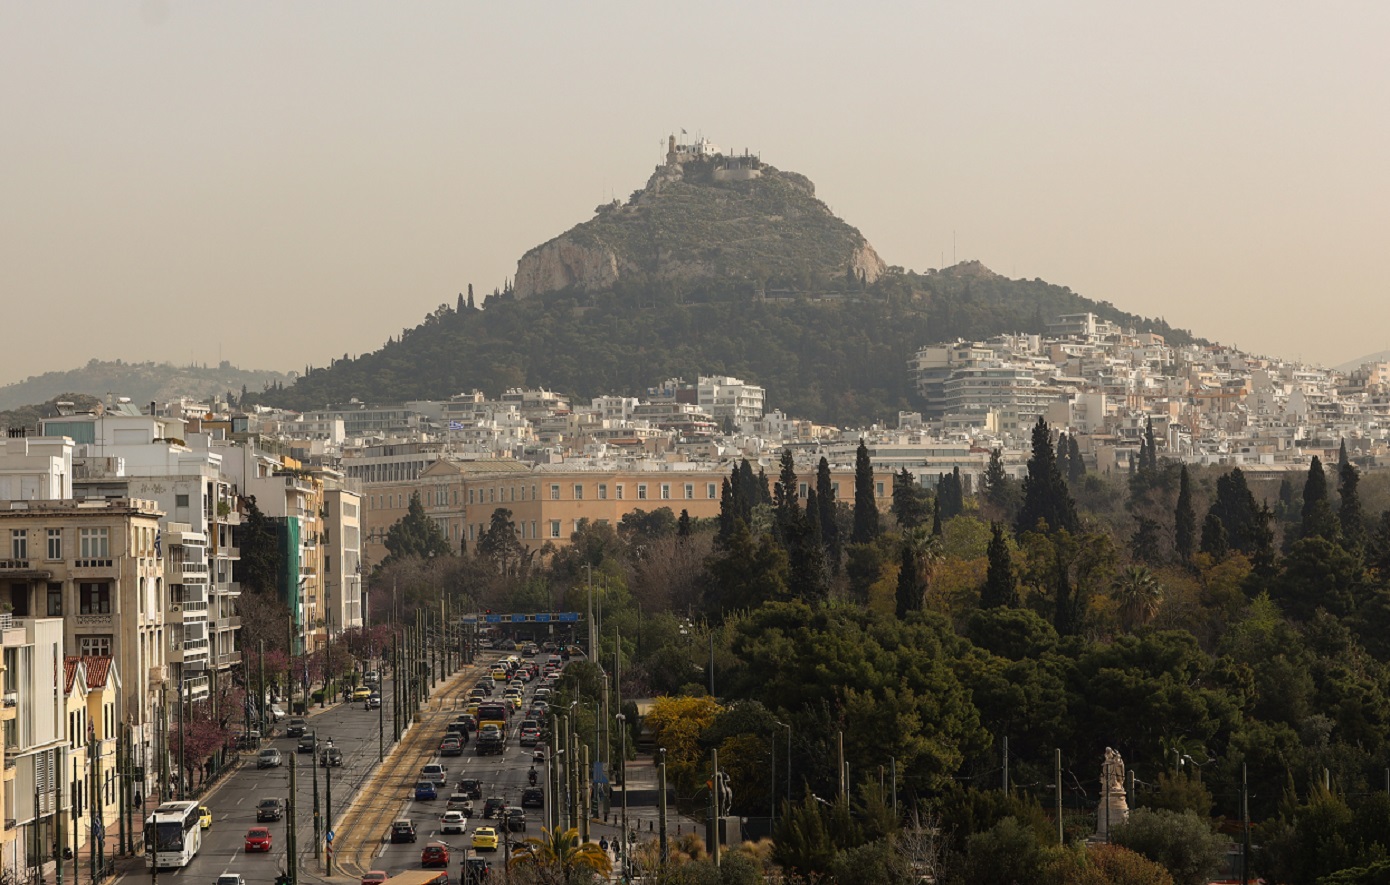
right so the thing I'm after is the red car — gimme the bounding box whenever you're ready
[421,843,450,868]
[245,827,273,852]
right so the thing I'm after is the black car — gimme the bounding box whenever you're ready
[390,819,417,843]
[285,718,307,738]
[482,796,506,819]
[503,808,527,832]
[459,778,483,800]
[319,746,343,767]
[521,788,544,809]
[297,732,317,753]
[256,798,284,822]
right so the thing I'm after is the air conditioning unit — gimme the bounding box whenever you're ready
[148,666,165,685]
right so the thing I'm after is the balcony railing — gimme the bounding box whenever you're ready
[74,613,114,627]
[73,558,114,569]
[0,560,29,570]
[217,651,243,667]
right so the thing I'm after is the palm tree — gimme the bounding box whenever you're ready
[508,826,612,885]
[1110,565,1163,631]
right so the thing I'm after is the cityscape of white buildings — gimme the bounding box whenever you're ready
[2,322,1387,879]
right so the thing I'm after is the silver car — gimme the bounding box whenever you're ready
[256,748,282,769]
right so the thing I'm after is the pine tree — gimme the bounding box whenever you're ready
[1338,440,1366,546]
[892,468,930,530]
[1174,465,1197,563]
[852,439,879,543]
[1300,456,1339,541]
[980,522,1018,609]
[894,541,921,619]
[1016,417,1080,536]
[467,283,475,310]
[383,492,454,567]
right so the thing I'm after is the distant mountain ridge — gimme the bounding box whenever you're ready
[0,360,292,413]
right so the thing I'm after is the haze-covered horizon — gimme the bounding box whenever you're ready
[2,2,1387,384]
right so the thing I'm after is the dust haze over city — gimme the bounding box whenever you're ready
[2,1,1387,385]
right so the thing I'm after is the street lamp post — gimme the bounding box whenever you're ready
[615,713,628,879]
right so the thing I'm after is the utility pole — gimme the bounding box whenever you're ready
[580,743,590,843]
[658,749,669,869]
[257,640,266,738]
[325,754,334,875]
[287,753,298,885]
[56,746,63,885]
[175,678,185,800]
[312,736,321,860]
[709,747,720,868]
[837,731,846,801]
[392,633,401,742]
[1241,762,1250,885]
[1055,749,1063,845]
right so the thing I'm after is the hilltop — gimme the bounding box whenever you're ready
[514,139,885,299]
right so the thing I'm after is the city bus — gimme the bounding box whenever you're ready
[146,800,204,869]
[476,702,509,731]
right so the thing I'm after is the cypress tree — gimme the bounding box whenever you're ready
[892,468,926,530]
[791,490,830,603]
[467,283,475,309]
[894,541,920,619]
[457,292,464,313]
[980,522,1018,608]
[1068,436,1084,485]
[1056,432,1071,482]
[756,467,773,506]
[1143,418,1159,471]
[931,496,943,538]
[1200,510,1229,559]
[1016,417,1079,536]
[816,457,841,573]
[773,448,799,541]
[1174,465,1197,563]
[1210,468,1261,554]
[717,478,738,546]
[1300,456,1338,541]
[984,448,1008,502]
[678,509,692,538]
[1302,456,1328,519]
[852,439,879,543]
[1338,440,1366,546]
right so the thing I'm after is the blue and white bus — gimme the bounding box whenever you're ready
[146,800,203,869]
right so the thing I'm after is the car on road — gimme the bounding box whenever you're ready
[366,693,381,709]
[482,796,506,819]
[359,872,387,885]
[285,718,308,737]
[363,670,380,686]
[421,844,450,868]
[235,729,260,750]
[519,725,540,747]
[257,748,282,769]
[471,826,499,852]
[446,792,473,814]
[244,827,272,852]
[521,787,544,809]
[215,875,245,885]
[267,703,287,722]
[414,781,438,801]
[297,732,317,753]
[320,746,344,767]
[499,638,517,651]
[199,805,213,829]
[523,643,539,656]
[390,819,417,843]
[439,736,463,757]
[441,810,468,834]
[503,808,527,832]
[256,798,283,822]
[352,686,372,701]
[459,778,483,800]
[421,763,448,785]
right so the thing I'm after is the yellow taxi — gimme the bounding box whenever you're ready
[506,695,522,711]
[199,806,213,829]
[465,701,480,717]
[491,668,508,682]
[351,686,372,701]
[471,826,499,851]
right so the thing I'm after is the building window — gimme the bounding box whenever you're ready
[799,482,809,498]
[46,582,63,617]
[468,489,475,505]
[574,484,584,501]
[549,520,562,539]
[832,482,841,498]
[875,482,885,498]
[468,525,475,541]
[616,485,624,500]
[79,582,112,615]
[79,636,112,657]
[489,488,496,503]
[550,484,560,501]
[660,484,671,500]
[530,521,536,539]
[598,484,608,500]
[684,484,694,499]
[175,494,190,508]
[10,530,27,561]
[707,483,717,499]
[46,528,62,560]
[638,484,648,500]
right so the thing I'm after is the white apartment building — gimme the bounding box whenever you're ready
[697,376,765,428]
[1,615,66,883]
[319,477,363,633]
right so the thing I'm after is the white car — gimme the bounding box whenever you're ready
[441,810,467,834]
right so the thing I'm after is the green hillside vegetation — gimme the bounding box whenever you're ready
[0,359,291,414]
[247,266,1195,423]
[358,436,1390,884]
[0,393,102,433]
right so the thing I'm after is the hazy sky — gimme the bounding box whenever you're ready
[3,2,1387,387]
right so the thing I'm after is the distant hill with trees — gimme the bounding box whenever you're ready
[0,359,291,414]
[246,262,1197,425]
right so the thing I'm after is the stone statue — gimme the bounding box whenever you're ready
[1095,746,1131,840]
[1102,747,1124,794]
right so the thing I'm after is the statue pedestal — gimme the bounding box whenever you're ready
[1095,790,1130,841]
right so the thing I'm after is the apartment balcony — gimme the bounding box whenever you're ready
[219,546,241,561]
[73,612,116,628]
[0,560,52,580]
[216,651,242,668]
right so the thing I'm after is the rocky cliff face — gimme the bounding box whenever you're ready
[514,154,887,298]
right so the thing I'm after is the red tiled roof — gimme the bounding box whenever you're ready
[64,656,80,694]
[81,656,113,689]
